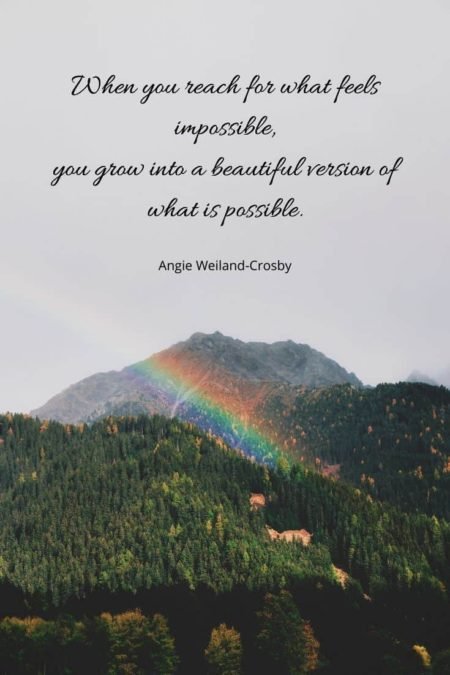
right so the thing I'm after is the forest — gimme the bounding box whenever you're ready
[262,382,450,518]
[0,411,449,673]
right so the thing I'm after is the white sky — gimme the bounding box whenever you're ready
[0,0,449,412]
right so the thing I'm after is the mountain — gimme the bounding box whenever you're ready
[30,334,450,519]
[31,332,362,424]
[0,413,449,673]
[164,332,362,387]
[9,339,450,671]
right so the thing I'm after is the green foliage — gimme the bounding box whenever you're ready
[146,614,179,675]
[0,612,177,675]
[263,382,450,518]
[101,609,178,674]
[204,623,242,675]
[256,590,316,674]
[0,412,448,606]
[0,414,333,604]
[0,412,448,673]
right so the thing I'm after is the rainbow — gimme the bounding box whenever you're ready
[1,260,289,466]
[126,357,288,467]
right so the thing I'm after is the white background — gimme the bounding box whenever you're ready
[1,0,449,411]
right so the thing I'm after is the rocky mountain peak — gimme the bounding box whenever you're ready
[31,332,362,423]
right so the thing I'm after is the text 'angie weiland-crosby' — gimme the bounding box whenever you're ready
[157,259,293,274]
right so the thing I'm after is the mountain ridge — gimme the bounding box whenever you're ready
[31,332,362,423]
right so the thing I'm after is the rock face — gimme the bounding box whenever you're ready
[30,369,172,424]
[171,332,361,387]
[266,527,312,546]
[31,332,362,424]
[249,493,266,510]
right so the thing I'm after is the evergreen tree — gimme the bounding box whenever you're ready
[256,590,312,675]
[146,614,179,675]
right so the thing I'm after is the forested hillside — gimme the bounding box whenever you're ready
[262,382,450,518]
[0,413,449,673]
[30,334,450,521]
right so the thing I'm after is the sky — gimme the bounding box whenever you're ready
[0,0,449,413]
